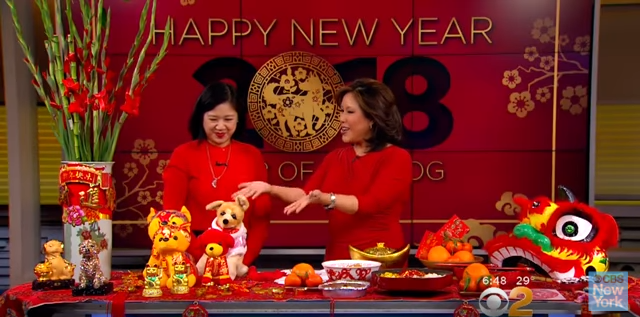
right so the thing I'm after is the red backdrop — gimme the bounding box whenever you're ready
[104,0,594,249]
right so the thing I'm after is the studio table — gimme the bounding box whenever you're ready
[0,271,636,317]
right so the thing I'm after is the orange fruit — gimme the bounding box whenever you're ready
[284,274,302,287]
[305,274,323,287]
[453,250,475,262]
[427,246,451,262]
[292,263,315,279]
[463,263,490,280]
[446,256,460,262]
[444,241,455,254]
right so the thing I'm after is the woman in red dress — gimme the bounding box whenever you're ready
[235,79,413,261]
[162,82,271,267]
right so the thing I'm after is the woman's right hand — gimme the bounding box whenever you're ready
[234,181,272,200]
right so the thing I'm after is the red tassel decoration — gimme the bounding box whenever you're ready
[182,301,208,317]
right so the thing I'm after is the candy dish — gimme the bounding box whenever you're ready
[319,280,370,298]
[419,256,484,269]
[275,269,328,284]
[373,268,453,293]
[322,259,381,281]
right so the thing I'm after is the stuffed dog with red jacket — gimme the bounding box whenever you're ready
[197,229,235,286]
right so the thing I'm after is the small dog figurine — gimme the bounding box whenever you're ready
[32,240,75,291]
[43,240,75,280]
[198,195,249,280]
[72,239,112,296]
[198,229,235,286]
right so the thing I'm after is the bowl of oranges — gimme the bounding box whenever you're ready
[418,240,482,270]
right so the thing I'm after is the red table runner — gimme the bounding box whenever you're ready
[0,272,639,317]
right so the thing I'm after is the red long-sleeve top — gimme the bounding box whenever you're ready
[304,145,413,261]
[162,140,271,266]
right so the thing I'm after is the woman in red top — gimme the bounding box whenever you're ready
[235,79,413,261]
[163,82,271,266]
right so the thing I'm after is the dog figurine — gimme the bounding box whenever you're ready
[146,207,202,261]
[42,240,75,280]
[78,239,107,288]
[197,195,249,280]
[198,229,235,285]
[146,224,197,289]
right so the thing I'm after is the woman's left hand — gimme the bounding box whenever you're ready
[284,190,322,215]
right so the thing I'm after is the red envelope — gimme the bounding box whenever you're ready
[416,216,470,259]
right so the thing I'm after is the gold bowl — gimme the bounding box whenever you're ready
[349,243,411,269]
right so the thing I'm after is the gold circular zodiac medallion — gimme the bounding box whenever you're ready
[248,51,344,152]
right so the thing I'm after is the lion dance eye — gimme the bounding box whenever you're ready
[555,215,594,241]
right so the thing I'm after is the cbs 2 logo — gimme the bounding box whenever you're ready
[479,287,533,317]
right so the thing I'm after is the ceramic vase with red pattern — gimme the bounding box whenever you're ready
[59,161,115,281]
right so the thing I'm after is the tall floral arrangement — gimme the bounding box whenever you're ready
[5,0,170,162]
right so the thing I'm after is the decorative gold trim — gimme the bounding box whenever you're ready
[112,219,519,225]
[551,0,561,201]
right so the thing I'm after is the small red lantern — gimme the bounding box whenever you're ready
[454,301,480,317]
[182,301,208,317]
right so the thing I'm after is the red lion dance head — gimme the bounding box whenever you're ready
[484,186,619,282]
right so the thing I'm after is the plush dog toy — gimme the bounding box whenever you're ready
[197,229,235,285]
[196,195,249,280]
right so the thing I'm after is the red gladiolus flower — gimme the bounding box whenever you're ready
[68,88,89,116]
[63,52,76,74]
[63,78,80,96]
[120,90,141,117]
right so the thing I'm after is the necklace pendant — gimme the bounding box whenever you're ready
[212,179,218,188]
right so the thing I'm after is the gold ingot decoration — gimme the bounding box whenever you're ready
[180,0,196,6]
[248,51,344,152]
[349,243,410,269]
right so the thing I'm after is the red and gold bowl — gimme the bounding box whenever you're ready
[372,269,454,292]
[419,256,484,270]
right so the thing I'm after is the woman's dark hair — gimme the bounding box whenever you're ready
[336,78,403,152]
[188,82,247,141]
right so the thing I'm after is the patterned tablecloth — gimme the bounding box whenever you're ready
[0,271,638,317]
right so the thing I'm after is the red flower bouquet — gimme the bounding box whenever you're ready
[5,0,170,162]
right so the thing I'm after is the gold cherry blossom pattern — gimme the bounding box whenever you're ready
[535,87,551,103]
[495,191,528,216]
[560,85,588,115]
[132,139,158,165]
[502,70,522,89]
[123,162,138,177]
[502,17,590,118]
[558,35,570,46]
[524,47,539,62]
[155,191,163,205]
[156,159,169,174]
[137,191,152,205]
[115,224,133,237]
[507,92,535,118]
[115,139,164,221]
[531,18,555,43]
[573,36,591,56]
[180,0,195,6]
[539,56,554,71]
